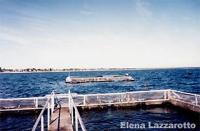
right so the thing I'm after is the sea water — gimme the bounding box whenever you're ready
[0,68,199,130]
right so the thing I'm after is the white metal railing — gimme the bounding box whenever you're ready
[32,91,55,131]
[73,89,170,107]
[0,89,199,112]
[68,91,87,131]
[0,89,176,110]
[0,97,47,110]
[0,94,69,110]
[170,90,200,106]
[0,89,199,131]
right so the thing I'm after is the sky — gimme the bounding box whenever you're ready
[0,0,200,69]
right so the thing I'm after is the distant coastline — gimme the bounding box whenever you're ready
[0,67,199,74]
[0,67,135,74]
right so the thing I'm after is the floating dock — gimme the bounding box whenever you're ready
[0,89,199,131]
[65,74,134,84]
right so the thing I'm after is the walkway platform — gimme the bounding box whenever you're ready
[49,107,73,131]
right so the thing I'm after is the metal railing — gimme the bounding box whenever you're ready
[73,89,170,107]
[68,91,87,131]
[0,96,47,110]
[32,91,55,131]
[1,89,199,131]
[170,90,200,106]
[1,89,200,110]
[0,89,175,110]
[0,89,199,131]
[0,93,69,111]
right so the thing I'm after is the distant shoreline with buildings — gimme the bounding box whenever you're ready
[0,67,199,74]
[0,67,134,73]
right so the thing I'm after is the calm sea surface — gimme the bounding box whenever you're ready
[0,68,200,130]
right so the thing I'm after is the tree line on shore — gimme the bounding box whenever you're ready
[0,67,85,72]
[0,67,132,72]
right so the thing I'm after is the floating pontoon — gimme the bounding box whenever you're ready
[65,74,134,84]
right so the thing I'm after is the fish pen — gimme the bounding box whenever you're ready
[0,89,199,131]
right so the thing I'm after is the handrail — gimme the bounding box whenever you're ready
[172,90,200,97]
[0,89,170,100]
[32,98,49,131]
[1,89,199,112]
[0,96,46,101]
[0,89,171,110]
[32,91,55,131]
[68,91,87,131]
[75,89,170,97]
[2,89,199,101]
[171,90,199,106]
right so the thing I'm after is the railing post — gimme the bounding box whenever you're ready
[68,90,71,111]
[35,98,38,108]
[83,95,86,106]
[195,94,198,106]
[51,91,55,114]
[121,94,123,103]
[168,89,171,100]
[75,111,78,131]
[69,90,74,126]
[47,101,50,129]
[97,95,101,104]
[72,107,74,125]
[127,93,130,102]
[164,91,167,100]
[41,115,44,131]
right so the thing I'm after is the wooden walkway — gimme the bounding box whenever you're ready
[49,107,73,131]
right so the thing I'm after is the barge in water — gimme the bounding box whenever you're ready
[65,74,134,84]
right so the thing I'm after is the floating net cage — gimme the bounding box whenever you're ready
[0,90,199,110]
[0,97,47,109]
[67,90,167,107]
[171,91,198,105]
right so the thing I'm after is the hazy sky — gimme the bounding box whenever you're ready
[0,0,200,69]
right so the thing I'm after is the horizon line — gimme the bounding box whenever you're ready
[1,66,200,70]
